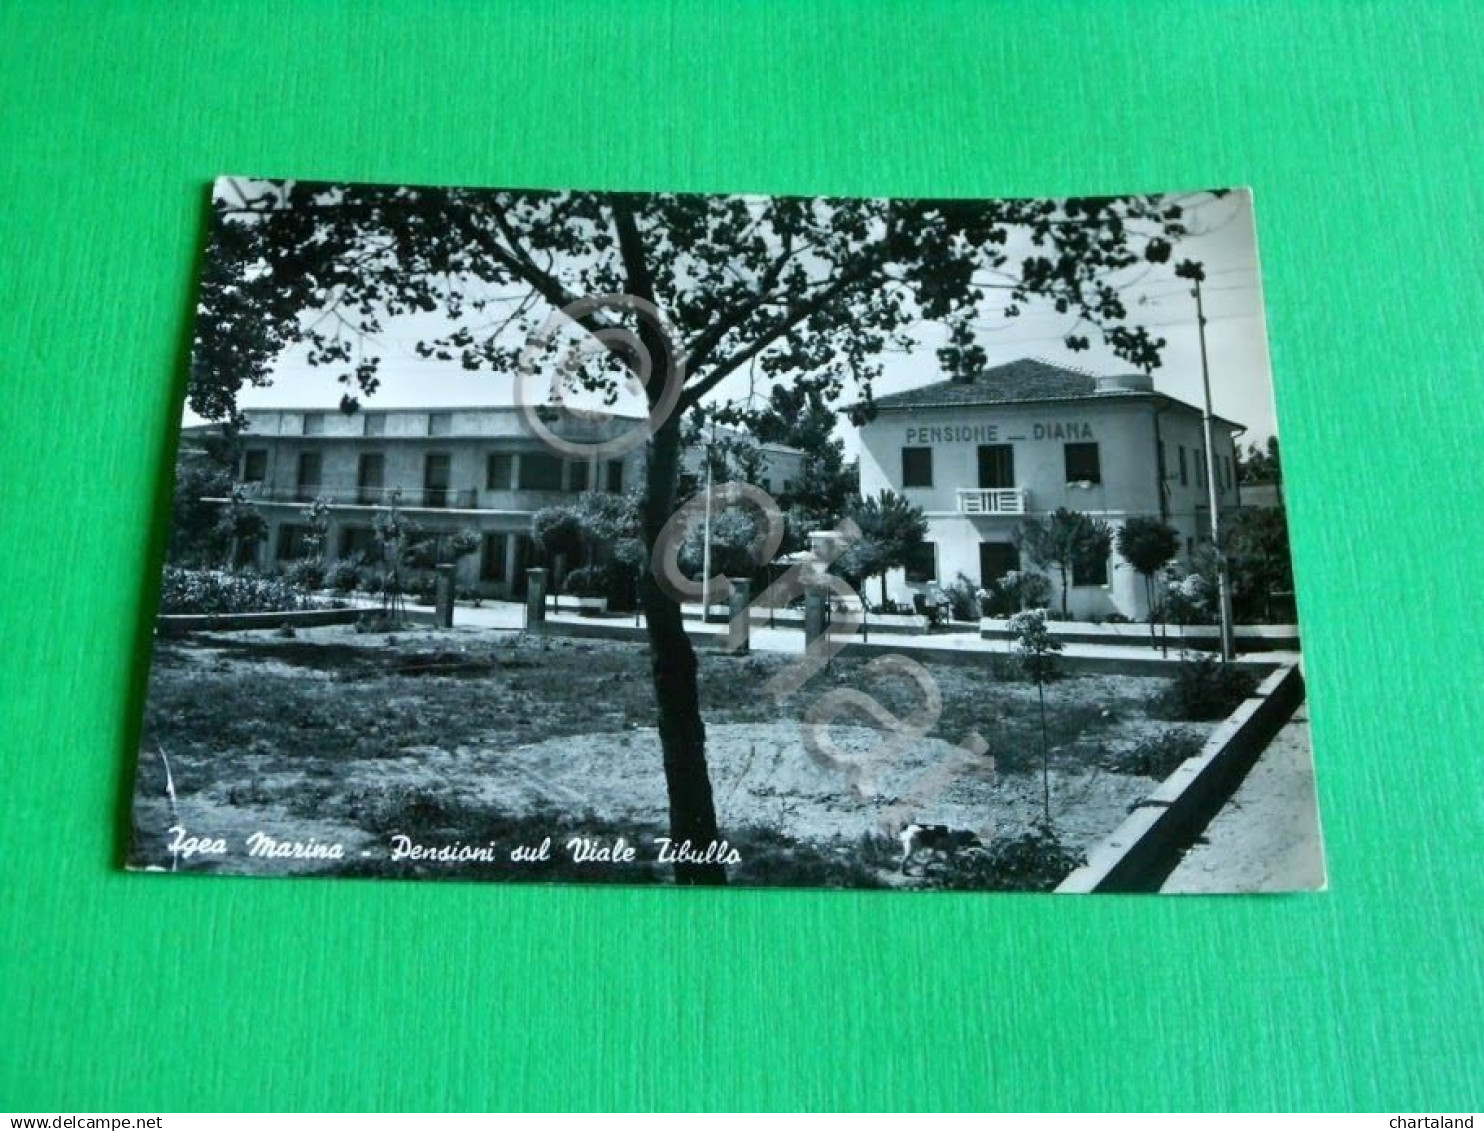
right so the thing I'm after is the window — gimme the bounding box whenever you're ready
[1196,452,1206,489]
[979,542,1020,588]
[782,479,794,494]
[519,451,564,491]
[427,411,453,437]
[242,449,267,482]
[302,412,324,436]
[481,533,508,582]
[605,460,624,493]
[424,453,451,507]
[486,452,514,490]
[357,453,384,504]
[978,444,1015,488]
[905,542,937,584]
[901,446,933,488]
[1064,442,1101,485]
[339,526,376,560]
[296,452,321,500]
[276,524,310,561]
[363,414,386,437]
[568,460,589,492]
[1178,445,1188,486]
[1072,548,1109,587]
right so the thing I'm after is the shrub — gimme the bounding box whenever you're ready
[455,584,483,607]
[282,558,325,591]
[157,567,316,616]
[942,573,981,621]
[990,569,1052,616]
[1162,570,1214,626]
[1107,728,1204,778]
[406,574,438,605]
[1152,654,1257,720]
[563,565,608,598]
[926,825,1085,892]
[325,558,363,593]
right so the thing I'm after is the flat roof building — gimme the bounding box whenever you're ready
[207,405,804,598]
[855,358,1246,620]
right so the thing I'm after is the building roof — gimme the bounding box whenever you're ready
[864,357,1244,431]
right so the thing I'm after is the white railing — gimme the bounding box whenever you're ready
[957,487,1028,515]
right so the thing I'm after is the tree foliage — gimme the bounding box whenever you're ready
[1237,436,1281,485]
[1016,507,1114,617]
[1115,515,1180,642]
[834,490,928,605]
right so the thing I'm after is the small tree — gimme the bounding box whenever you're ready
[216,486,267,571]
[679,507,764,583]
[1115,516,1180,648]
[371,490,417,620]
[531,506,585,579]
[840,490,928,607]
[1009,608,1064,826]
[1016,507,1114,618]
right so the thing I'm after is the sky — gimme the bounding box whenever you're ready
[204,188,1280,453]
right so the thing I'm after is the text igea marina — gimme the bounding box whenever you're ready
[163,826,741,866]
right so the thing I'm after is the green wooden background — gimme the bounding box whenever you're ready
[2,0,1480,1112]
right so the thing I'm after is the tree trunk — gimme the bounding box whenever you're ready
[879,572,888,609]
[1145,574,1157,650]
[643,416,726,885]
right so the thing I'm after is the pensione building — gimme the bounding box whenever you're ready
[206,405,804,599]
[855,358,1246,620]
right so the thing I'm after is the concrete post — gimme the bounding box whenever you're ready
[804,588,828,647]
[433,564,456,628]
[526,567,548,630]
[727,578,751,654]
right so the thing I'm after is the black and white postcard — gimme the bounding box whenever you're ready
[129,179,1325,892]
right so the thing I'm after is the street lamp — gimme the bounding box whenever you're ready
[1193,276,1236,662]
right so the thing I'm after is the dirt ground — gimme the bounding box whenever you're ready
[130,625,1212,886]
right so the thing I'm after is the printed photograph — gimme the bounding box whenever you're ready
[129,179,1325,892]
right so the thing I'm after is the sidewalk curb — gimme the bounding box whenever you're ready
[1055,664,1306,894]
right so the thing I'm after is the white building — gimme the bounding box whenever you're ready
[201,405,802,599]
[855,358,1244,619]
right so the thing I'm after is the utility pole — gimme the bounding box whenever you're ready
[1194,277,1236,661]
[700,421,715,624]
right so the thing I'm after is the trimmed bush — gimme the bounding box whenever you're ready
[563,565,607,598]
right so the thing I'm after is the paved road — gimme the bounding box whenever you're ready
[1160,708,1327,893]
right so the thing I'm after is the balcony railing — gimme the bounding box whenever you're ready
[236,483,479,509]
[957,487,1028,516]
